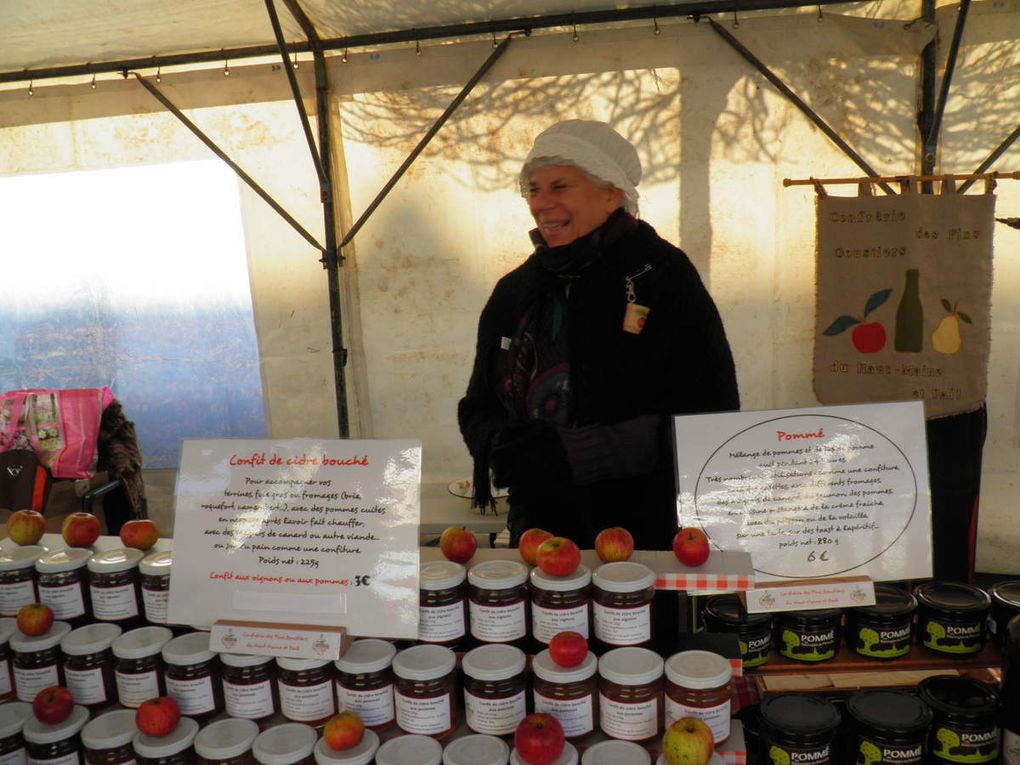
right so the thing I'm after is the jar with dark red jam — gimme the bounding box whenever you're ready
[23,704,90,765]
[597,647,664,743]
[132,717,198,765]
[591,562,656,649]
[81,708,137,765]
[0,546,46,617]
[221,654,278,725]
[11,621,72,703]
[0,618,17,702]
[531,649,598,740]
[276,659,336,727]
[334,639,395,731]
[36,550,92,627]
[111,626,172,709]
[138,552,171,627]
[87,550,144,628]
[162,632,223,722]
[252,724,317,765]
[0,701,33,765]
[530,565,591,645]
[61,623,122,710]
[418,562,467,648]
[391,644,458,739]
[468,561,530,647]
[461,644,528,737]
[194,718,259,765]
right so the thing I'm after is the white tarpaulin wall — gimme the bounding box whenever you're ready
[1,3,1018,570]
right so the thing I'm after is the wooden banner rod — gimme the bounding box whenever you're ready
[784,170,1020,188]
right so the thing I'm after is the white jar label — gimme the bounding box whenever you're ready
[27,753,78,765]
[337,683,395,727]
[394,690,452,735]
[531,603,590,644]
[115,668,160,708]
[418,602,466,642]
[599,693,658,741]
[65,665,108,705]
[166,674,216,715]
[223,678,276,719]
[470,600,526,642]
[0,580,36,616]
[593,602,651,645]
[0,658,11,695]
[279,680,335,722]
[89,583,139,620]
[1004,730,1020,765]
[665,697,730,743]
[39,582,86,620]
[13,664,59,702]
[465,688,526,736]
[534,691,595,738]
[141,587,168,623]
[0,746,26,765]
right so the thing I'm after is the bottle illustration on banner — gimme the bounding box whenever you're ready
[822,288,891,354]
[894,268,923,352]
[932,299,972,355]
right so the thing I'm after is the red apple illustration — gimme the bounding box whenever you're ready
[822,288,891,354]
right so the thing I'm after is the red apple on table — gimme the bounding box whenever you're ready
[439,526,477,564]
[851,322,886,354]
[60,512,101,548]
[17,603,54,637]
[33,686,74,725]
[119,519,160,551]
[661,716,715,765]
[518,527,553,565]
[136,696,181,737]
[548,631,588,668]
[673,527,711,567]
[7,509,46,546]
[514,713,565,765]
[536,536,581,578]
[323,710,365,750]
[594,526,634,563]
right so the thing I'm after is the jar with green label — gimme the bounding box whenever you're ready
[915,581,990,656]
[774,609,840,662]
[845,583,916,660]
[918,675,999,764]
[702,594,772,669]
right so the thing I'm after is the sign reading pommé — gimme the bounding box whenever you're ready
[168,438,421,639]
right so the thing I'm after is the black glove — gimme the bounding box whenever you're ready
[489,421,573,490]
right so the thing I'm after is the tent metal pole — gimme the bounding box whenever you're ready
[925,0,970,159]
[959,124,1020,194]
[706,17,896,196]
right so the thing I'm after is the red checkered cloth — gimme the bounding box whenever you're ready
[655,572,755,591]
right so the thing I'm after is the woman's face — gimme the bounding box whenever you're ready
[527,165,622,248]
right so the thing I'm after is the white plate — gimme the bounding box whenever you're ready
[447,478,508,499]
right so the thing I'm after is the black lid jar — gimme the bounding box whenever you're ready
[703,594,773,669]
[917,676,999,763]
[845,583,917,660]
[845,689,932,764]
[915,581,990,656]
[758,693,840,764]
[987,580,1020,647]
[774,609,841,663]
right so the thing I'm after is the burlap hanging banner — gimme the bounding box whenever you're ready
[813,189,994,419]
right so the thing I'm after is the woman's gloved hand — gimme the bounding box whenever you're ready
[490,421,573,489]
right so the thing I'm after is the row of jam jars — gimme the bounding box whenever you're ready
[60,622,122,710]
[0,546,47,617]
[11,620,72,702]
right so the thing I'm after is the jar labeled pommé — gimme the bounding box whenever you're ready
[391,644,457,739]
[531,649,598,740]
[462,644,527,737]
[663,649,732,743]
[87,550,144,627]
[138,552,171,627]
[36,550,92,627]
[0,701,33,765]
[162,631,223,721]
[61,622,122,709]
[194,717,259,765]
[0,546,46,617]
[111,626,172,709]
[530,566,591,644]
[11,622,72,703]
[81,708,137,765]
[598,647,663,743]
[468,561,529,646]
[221,654,278,724]
[276,659,336,727]
[132,717,198,765]
[418,562,467,647]
[592,563,655,648]
[23,705,90,765]
[334,639,395,731]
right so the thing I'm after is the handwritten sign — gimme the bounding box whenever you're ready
[167,439,421,639]
[674,402,931,583]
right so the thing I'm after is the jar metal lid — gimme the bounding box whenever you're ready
[35,548,91,574]
[314,729,380,765]
[194,717,260,759]
[88,547,144,574]
[420,561,466,591]
[442,733,510,765]
[850,583,917,619]
[392,643,456,681]
[81,708,137,749]
[335,638,396,675]
[162,630,216,665]
[112,625,174,659]
[375,734,443,765]
[510,742,578,765]
[845,689,932,735]
[133,716,199,758]
[988,580,1020,609]
[914,581,991,613]
[277,656,332,671]
[0,617,16,644]
[253,722,318,765]
[0,545,46,571]
[598,647,664,686]
[916,675,999,719]
[703,594,772,627]
[759,693,841,734]
[531,649,598,684]
[462,643,526,682]
[139,549,172,576]
[23,705,90,744]
[664,649,732,690]
[530,564,591,592]
[468,559,529,590]
[580,739,650,765]
[61,622,123,655]
[0,701,32,739]
[220,652,275,668]
[592,562,655,593]
[10,620,72,653]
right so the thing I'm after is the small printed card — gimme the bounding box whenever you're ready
[210,620,347,660]
[744,576,875,613]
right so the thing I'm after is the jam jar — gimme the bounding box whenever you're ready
[252,724,317,765]
[132,717,199,765]
[0,701,33,765]
[23,705,90,765]
[162,631,223,722]
[664,649,732,743]
[60,623,122,709]
[775,609,841,662]
[81,708,137,765]
[418,561,467,647]
[1,617,17,701]
[111,626,172,709]
[461,644,528,737]
[915,581,991,656]
[0,546,46,617]
[531,649,598,740]
[138,552,171,627]
[334,639,395,731]
[374,735,443,765]
[468,560,530,646]
[702,593,773,669]
[194,718,259,765]
[845,688,931,765]
[845,583,917,660]
[276,659,336,727]
[11,621,72,703]
[591,562,656,649]
[87,550,144,628]
[220,654,278,724]
[597,647,664,743]
[530,565,591,644]
[440,734,510,765]
[759,693,841,765]
[36,550,92,627]
[312,731,379,765]
[391,644,457,739]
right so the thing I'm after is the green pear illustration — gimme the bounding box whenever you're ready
[932,299,972,355]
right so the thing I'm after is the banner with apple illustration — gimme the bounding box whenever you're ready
[813,190,994,419]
